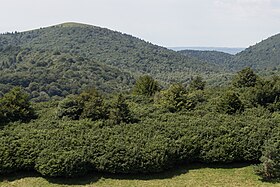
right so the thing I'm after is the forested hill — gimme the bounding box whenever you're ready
[179,33,280,73]
[2,22,278,102]
[233,33,280,71]
[0,22,221,101]
[0,23,218,78]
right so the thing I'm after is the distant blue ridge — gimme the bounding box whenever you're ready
[168,47,245,55]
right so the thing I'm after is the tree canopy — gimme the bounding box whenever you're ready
[133,75,160,96]
[232,67,258,88]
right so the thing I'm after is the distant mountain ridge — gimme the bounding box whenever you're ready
[177,33,280,72]
[170,47,245,55]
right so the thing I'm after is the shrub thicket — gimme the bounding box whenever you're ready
[232,67,258,88]
[255,128,280,180]
[216,91,244,114]
[0,71,279,180]
[0,109,277,177]
[133,75,160,96]
[0,87,36,124]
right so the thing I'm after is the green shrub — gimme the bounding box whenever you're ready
[232,67,258,88]
[108,94,134,124]
[216,91,244,115]
[189,76,206,91]
[0,92,278,178]
[80,89,108,120]
[57,89,108,121]
[57,95,83,120]
[36,149,90,177]
[255,129,280,180]
[246,77,280,111]
[133,75,160,96]
[0,127,44,174]
[0,87,36,124]
[155,83,189,112]
[0,132,18,174]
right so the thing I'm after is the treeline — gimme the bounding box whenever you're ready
[0,68,279,180]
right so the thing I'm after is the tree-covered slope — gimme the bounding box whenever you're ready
[0,22,222,100]
[0,23,219,80]
[179,33,280,73]
[0,49,134,101]
[178,50,234,70]
[233,33,280,71]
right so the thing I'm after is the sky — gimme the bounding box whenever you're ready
[0,0,280,48]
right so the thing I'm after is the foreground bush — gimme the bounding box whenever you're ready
[232,67,258,88]
[36,149,90,177]
[133,75,160,96]
[255,129,280,180]
[57,95,83,120]
[216,91,244,115]
[155,83,199,112]
[0,87,36,124]
[0,110,278,177]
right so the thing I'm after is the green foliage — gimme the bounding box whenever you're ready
[57,90,134,124]
[133,75,160,96]
[57,95,83,120]
[0,107,276,177]
[108,94,134,124]
[189,76,206,91]
[255,129,280,180]
[0,87,35,124]
[155,83,188,112]
[232,67,258,88]
[57,89,108,121]
[243,76,280,111]
[36,150,90,177]
[216,91,244,114]
[156,83,205,112]
[80,89,108,120]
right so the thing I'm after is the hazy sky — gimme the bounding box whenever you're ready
[1,0,280,47]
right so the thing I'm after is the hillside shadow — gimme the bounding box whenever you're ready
[45,164,191,185]
[0,162,253,186]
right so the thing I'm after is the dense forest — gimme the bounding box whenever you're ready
[0,23,280,182]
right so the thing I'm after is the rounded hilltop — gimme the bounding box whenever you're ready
[53,22,94,28]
